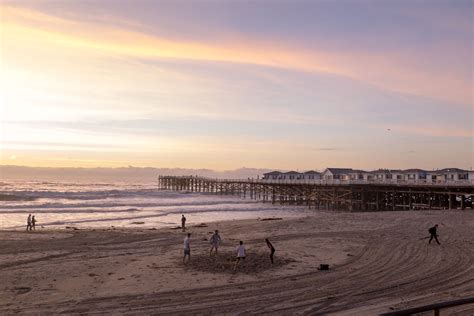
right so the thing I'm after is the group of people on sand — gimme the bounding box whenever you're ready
[181,214,440,271]
[181,215,276,272]
[26,214,37,231]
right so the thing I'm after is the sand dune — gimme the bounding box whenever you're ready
[0,210,473,315]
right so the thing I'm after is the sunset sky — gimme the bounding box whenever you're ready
[1,0,472,170]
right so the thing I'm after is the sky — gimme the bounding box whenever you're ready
[0,0,473,171]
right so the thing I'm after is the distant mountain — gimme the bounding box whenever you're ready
[0,165,276,182]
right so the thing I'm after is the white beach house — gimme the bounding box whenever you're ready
[402,169,428,181]
[371,169,403,181]
[439,168,469,181]
[262,171,282,181]
[321,168,353,180]
[282,171,300,181]
[303,170,322,181]
[348,169,369,181]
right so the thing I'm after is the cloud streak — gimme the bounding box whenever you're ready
[2,5,471,106]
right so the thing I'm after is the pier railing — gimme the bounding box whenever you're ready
[379,297,474,316]
[159,175,474,187]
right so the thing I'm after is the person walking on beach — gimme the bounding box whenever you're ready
[209,230,221,256]
[181,214,186,232]
[31,216,37,231]
[26,214,32,231]
[183,233,191,263]
[265,238,276,264]
[428,224,440,245]
[234,241,246,272]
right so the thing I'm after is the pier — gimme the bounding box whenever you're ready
[158,176,474,211]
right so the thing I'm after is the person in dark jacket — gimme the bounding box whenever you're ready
[181,214,186,232]
[428,224,440,245]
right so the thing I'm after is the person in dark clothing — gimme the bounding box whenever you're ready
[26,214,32,231]
[265,238,276,264]
[428,224,440,245]
[31,216,37,230]
[181,214,186,232]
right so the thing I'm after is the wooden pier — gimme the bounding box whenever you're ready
[158,176,474,211]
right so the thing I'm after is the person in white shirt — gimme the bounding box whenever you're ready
[183,233,191,263]
[234,241,246,271]
[209,230,222,256]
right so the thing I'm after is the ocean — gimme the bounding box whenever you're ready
[0,180,308,230]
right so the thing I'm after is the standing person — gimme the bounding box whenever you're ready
[183,233,191,263]
[233,241,246,272]
[26,214,32,231]
[428,224,440,245]
[265,238,276,264]
[181,214,187,232]
[31,216,37,231]
[209,230,221,256]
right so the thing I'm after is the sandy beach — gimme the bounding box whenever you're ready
[1,210,473,315]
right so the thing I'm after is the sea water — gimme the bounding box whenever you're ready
[0,180,308,230]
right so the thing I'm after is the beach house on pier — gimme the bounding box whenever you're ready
[303,170,322,180]
[440,168,469,181]
[283,171,300,180]
[348,170,369,181]
[371,169,403,181]
[262,171,282,180]
[403,169,428,181]
[321,168,353,180]
[426,170,444,182]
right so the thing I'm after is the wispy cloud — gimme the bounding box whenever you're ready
[2,5,471,106]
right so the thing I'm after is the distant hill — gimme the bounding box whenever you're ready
[0,165,276,182]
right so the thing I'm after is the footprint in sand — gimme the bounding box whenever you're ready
[14,287,31,295]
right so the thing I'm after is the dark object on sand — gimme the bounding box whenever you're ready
[194,223,208,228]
[318,264,329,270]
[260,218,283,221]
[65,226,79,230]
[131,221,145,225]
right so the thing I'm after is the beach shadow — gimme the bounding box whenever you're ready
[187,251,295,274]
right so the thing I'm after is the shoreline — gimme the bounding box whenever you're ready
[1,210,473,314]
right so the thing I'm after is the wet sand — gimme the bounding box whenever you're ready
[0,210,473,315]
